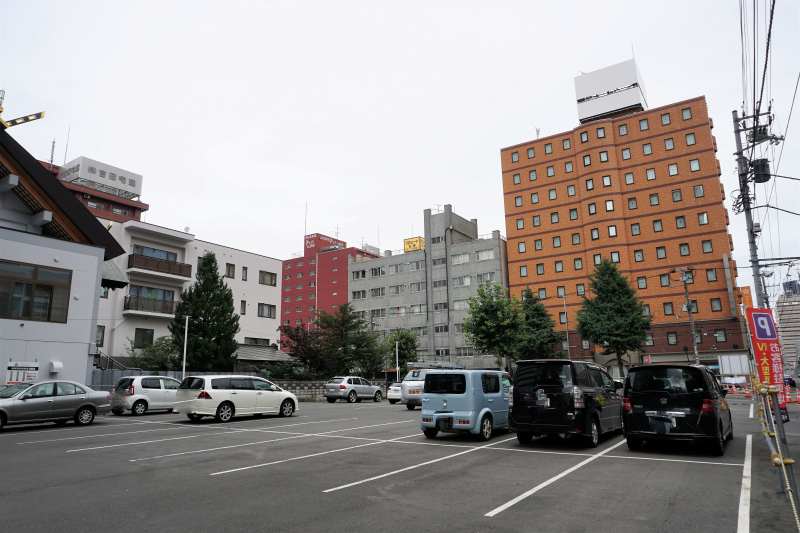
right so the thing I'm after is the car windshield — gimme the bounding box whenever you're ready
[516,362,572,390]
[424,373,467,394]
[179,377,205,390]
[0,384,29,398]
[403,370,425,382]
[328,378,344,384]
[628,367,706,394]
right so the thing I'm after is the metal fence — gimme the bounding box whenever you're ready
[90,369,258,392]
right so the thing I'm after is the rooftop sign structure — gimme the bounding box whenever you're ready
[574,59,648,123]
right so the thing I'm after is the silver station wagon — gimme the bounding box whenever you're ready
[325,376,383,403]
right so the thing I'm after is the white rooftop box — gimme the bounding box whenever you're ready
[58,156,143,200]
[574,59,647,123]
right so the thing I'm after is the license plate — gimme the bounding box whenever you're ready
[438,418,453,430]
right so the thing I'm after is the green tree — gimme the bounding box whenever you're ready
[576,260,651,376]
[383,329,418,380]
[462,283,522,367]
[318,304,382,378]
[170,252,240,371]
[517,288,563,358]
[127,336,180,370]
[279,325,328,377]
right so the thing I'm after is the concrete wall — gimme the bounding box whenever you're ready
[0,227,104,385]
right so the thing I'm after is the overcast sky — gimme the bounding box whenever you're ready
[2,1,798,300]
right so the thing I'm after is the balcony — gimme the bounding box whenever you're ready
[123,296,177,316]
[127,254,192,279]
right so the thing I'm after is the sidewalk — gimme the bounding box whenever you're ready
[750,401,800,531]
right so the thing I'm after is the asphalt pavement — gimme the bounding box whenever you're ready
[0,398,794,532]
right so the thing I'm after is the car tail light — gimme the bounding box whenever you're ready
[572,386,584,408]
[457,418,470,425]
[623,397,632,414]
[701,399,714,414]
[127,384,135,396]
[422,417,432,423]
[197,391,212,400]
[339,384,347,390]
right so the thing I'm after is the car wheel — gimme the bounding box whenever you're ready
[187,413,202,422]
[423,428,438,439]
[215,402,235,423]
[585,417,600,448]
[516,432,533,445]
[477,415,493,441]
[347,391,357,403]
[132,400,147,416]
[0,415,4,431]
[326,398,337,403]
[74,406,95,426]
[709,426,725,456]
[726,417,734,441]
[626,436,642,451]
[111,408,124,416]
[406,403,416,411]
[389,400,398,405]
[373,391,382,402]
[279,399,295,417]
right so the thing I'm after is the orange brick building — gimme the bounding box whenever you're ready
[500,93,747,366]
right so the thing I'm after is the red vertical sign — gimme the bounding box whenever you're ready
[745,307,787,404]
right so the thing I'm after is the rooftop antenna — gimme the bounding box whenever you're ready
[335,224,340,239]
[377,225,380,248]
[62,125,71,165]
[535,128,540,139]
[49,139,56,166]
[303,201,308,237]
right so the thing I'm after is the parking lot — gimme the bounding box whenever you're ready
[0,398,768,532]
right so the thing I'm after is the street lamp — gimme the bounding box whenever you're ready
[182,315,190,379]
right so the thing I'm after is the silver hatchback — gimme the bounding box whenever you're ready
[325,376,383,403]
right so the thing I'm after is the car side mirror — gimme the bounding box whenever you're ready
[20,394,31,400]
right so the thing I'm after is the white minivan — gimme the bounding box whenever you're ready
[176,375,298,422]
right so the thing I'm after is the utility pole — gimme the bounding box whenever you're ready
[395,340,400,383]
[674,267,699,365]
[562,294,571,359]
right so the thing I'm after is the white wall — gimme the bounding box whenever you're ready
[0,227,104,385]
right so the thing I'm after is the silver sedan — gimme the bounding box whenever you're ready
[325,376,383,403]
[0,380,111,430]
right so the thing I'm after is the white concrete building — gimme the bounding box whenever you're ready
[0,126,125,385]
[96,219,282,360]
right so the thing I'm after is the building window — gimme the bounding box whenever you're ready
[545,143,553,154]
[646,168,656,180]
[553,236,562,248]
[514,196,522,207]
[586,178,594,191]
[593,254,602,265]
[588,203,597,215]
[682,107,693,120]
[258,303,277,318]
[642,143,653,155]
[565,161,574,173]
[622,148,631,160]
[686,132,696,146]
[663,302,674,316]
[637,277,647,289]
[534,239,543,250]
[653,219,663,232]
[352,270,366,280]
[605,200,614,212]
[95,325,105,347]
[516,218,524,230]
[550,212,559,224]
[576,283,585,296]
[602,175,612,187]
[644,334,654,346]
[698,212,709,225]
[240,300,247,315]
[661,112,671,126]
[574,258,583,270]
[707,268,718,282]
[631,223,641,236]
[676,215,686,229]
[658,273,669,287]
[538,288,547,299]
[628,197,638,209]
[634,249,644,262]
[225,263,235,278]
[583,155,591,167]
[618,123,628,136]
[517,242,526,253]
[599,151,609,162]
[527,147,535,159]
[672,189,682,202]
[519,265,528,277]
[536,263,545,275]
[567,184,576,196]
[371,286,387,297]
[512,173,521,185]
[533,215,541,226]
[431,236,444,244]
[668,163,678,176]
[100,286,109,299]
[690,159,701,172]
[590,228,600,240]
[259,271,277,286]
[571,233,581,245]
[597,127,606,138]
[714,329,727,342]
[548,188,557,200]
[639,118,649,131]
[625,172,634,185]
[702,240,713,253]
[580,131,589,143]
[555,260,564,272]
[679,243,690,256]
[451,253,470,265]
[563,138,571,150]
[433,302,448,311]
[352,290,366,300]
[608,225,617,237]
[530,192,540,204]
[432,279,447,289]
[711,298,723,312]
[133,328,154,349]
[649,193,660,206]
[529,169,537,181]
[547,166,555,177]
[667,332,678,345]
[656,246,667,259]
[434,324,449,334]
[0,259,72,323]
[664,138,675,150]
[511,151,519,163]
[694,184,705,198]
[559,311,567,324]
[610,251,620,263]
[569,208,578,220]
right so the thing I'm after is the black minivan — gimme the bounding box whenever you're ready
[623,364,733,455]
[511,359,624,447]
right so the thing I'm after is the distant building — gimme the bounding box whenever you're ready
[348,204,508,358]
[280,234,378,347]
[500,59,746,367]
[776,290,800,377]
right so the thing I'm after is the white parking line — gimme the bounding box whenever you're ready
[737,434,753,533]
[18,426,187,444]
[484,439,626,517]
[210,433,419,476]
[129,420,415,461]
[322,435,518,493]
[749,403,754,419]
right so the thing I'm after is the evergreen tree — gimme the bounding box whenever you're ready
[576,260,650,376]
[462,283,522,367]
[517,288,563,358]
[383,329,418,379]
[279,325,328,377]
[317,304,381,377]
[170,252,240,371]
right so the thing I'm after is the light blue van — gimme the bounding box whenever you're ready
[420,370,511,441]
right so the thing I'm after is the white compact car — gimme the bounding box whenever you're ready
[387,382,402,404]
[176,375,298,422]
[111,376,182,415]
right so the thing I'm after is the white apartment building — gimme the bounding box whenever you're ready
[96,219,282,361]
